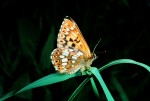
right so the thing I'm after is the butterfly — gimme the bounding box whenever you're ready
[50,16,97,74]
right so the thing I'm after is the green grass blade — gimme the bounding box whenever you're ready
[0,73,82,100]
[90,77,100,99]
[16,73,81,94]
[1,59,149,100]
[90,67,114,101]
[111,75,129,101]
[0,91,17,101]
[99,59,150,72]
[68,76,90,101]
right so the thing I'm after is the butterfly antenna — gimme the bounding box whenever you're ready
[92,38,101,54]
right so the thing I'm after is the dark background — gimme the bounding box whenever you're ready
[0,0,150,101]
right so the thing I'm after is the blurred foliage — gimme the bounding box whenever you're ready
[0,0,150,100]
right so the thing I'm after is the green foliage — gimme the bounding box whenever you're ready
[0,59,150,101]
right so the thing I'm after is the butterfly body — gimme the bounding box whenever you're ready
[51,16,97,74]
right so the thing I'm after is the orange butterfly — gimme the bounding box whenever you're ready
[50,16,97,74]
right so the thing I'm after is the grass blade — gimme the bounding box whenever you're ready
[90,77,100,99]
[68,76,90,101]
[99,59,150,72]
[90,67,114,101]
[0,73,83,100]
[111,75,129,101]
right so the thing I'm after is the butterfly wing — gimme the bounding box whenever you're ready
[57,16,92,58]
[51,16,95,74]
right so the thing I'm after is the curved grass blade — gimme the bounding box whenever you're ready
[111,75,129,101]
[1,59,150,100]
[68,76,90,101]
[16,73,82,94]
[99,59,150,72]
[0,73,83,100]
[0,91,16,101]
[90,77,100,99]
[90,67,114,101]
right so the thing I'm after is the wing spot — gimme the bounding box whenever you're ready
[72,60,75,63]
[55,52,59,54]
[66,28,70,31]
[69,49,74,52]
[72,43,76,47]
[62,62,67,66]
[62,52,69,56]
[60,34,65,38]
[57,66,61,70]
[55,60,59,63]
[59,40,66,44]
[69,38,73,42]
[59,55,65,58]
[72,56,77,60]
[65,32,69,35]
[62,58,68,62]
[56,49,60,52]
[70,26,74,30]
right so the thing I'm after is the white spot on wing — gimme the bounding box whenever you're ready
[72,60,75,63]
[50,56,53,59]
[62,52,69,56]
[76,53,81,56]
[59,55,65,58]
[62,62,67,66]
[73,55,79,57]
[65,23,68,26]
[69,49,74,52]
[54,66,58,70]
[62,21,65,24]
[65,32,69,35]
[57,44,63,47]
[52,61,54,64]
[78,51,83,55]
[72,56,77,60]
[62,50,69,53]
[62,58,68,62]
[60,68,67,73]
[70,26,74,30]
[66,28,70,31]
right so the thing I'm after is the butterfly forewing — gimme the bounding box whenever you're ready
[51,16,96,74]
[57,16,92,58]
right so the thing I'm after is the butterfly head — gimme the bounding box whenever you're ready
[92,53,97,60]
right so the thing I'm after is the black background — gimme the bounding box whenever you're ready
[0,0,150,101]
